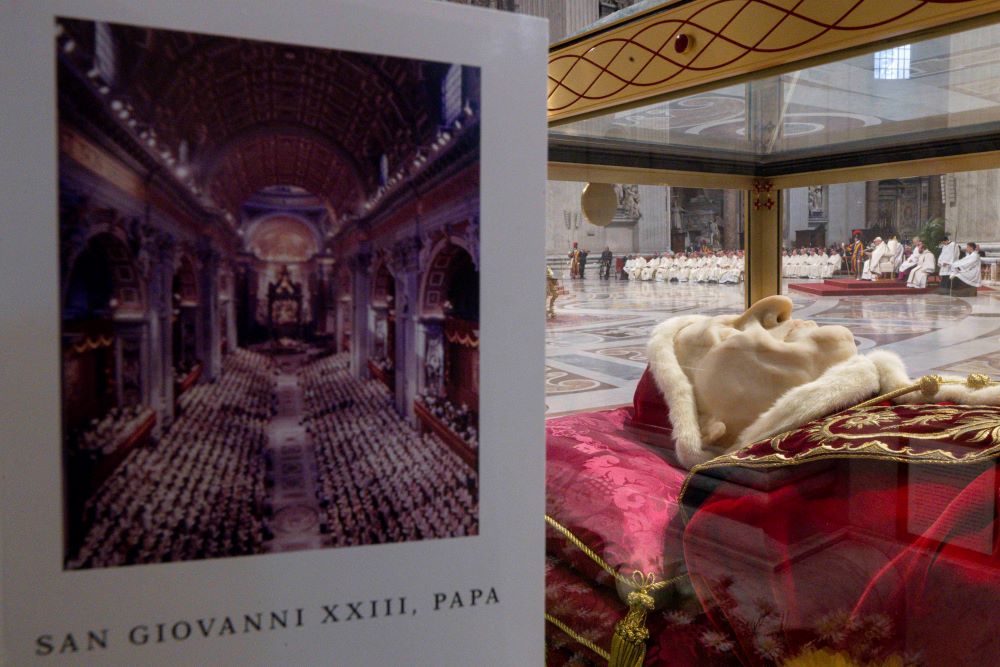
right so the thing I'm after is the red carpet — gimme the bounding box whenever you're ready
[788,279,992,296]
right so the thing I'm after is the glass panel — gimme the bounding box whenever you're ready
[781,170,1000,381]
[551,20,1000,165]
[770,24,1000,157]
[550,83,754,155]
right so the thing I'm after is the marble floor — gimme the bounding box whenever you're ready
[545,277,1000,416]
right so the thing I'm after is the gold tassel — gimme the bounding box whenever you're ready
[609,589,654,667]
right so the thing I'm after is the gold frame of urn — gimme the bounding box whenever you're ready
[548,0,1000,306]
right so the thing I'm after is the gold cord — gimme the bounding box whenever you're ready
[545,514,689,667]
[545,514,686,593]
[854,373,997,409]
[545,612,611,662]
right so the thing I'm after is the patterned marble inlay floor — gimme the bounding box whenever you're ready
[545,277,1000,416]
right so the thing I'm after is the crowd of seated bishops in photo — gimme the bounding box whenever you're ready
[417,393,478,450]
[300,353,478,545]
[67,349,273,569]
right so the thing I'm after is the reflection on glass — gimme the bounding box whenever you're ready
[874,45,912,80]
[552,21,1000,159]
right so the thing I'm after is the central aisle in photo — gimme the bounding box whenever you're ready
[263,351,324,552]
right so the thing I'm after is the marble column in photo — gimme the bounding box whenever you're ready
[350,250,372,379]
[392,237,423,425]
[196,243,221,382]
[150,233,175,432]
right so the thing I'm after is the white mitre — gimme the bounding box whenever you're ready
[646,314,1000,469]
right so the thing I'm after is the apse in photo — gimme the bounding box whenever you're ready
[56,19,481,569]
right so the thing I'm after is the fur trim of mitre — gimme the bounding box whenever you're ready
[645,315,713,469]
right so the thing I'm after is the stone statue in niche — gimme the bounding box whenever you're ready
[614,184,642,221]
[808,185,825,219]
[709,218,721,248]
[375,316,388,357]
[425,333,444,396]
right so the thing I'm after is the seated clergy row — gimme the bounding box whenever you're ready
[300,354,478,545]
[782,248,843,278]
[624,251,745,284]
[67,349,274,568]
[898,238,983,290]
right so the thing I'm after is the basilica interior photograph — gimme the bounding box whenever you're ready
[56,18,481,569]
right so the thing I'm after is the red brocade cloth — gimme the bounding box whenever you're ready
[546,408,688,589]
[547,403,1000,666]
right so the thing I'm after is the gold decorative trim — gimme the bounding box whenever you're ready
[545,612,611,662]
[60,125,145,199]
[751,178,775,211]
[745,180,781,305]
[548,0,1000,123]
[679,375,1000,512]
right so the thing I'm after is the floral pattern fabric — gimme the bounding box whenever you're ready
[546,408,689,590]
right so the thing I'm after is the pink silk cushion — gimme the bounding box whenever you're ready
[546,408,689,590]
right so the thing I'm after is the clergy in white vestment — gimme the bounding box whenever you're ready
[655,253,671,281]
[676,255,692,282]
[786,250,800,277]
[707,252,726,282]
[807,250,824,279]
[689,255,704,282]
[719,252,741,284]
[641,256,658,281]
[866,238,888,280]
[825,251,841,277]
[906,242,936,288]
[887,236,904,274]
[682,255,697,282]
[897,246,920,279]
[668,253,685,281]
[797,249,810,278]
[628,256,646,280]
[781,250,790,278]
[950,243,982,293]
[937,236,959,290]
[700,253,714,282]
